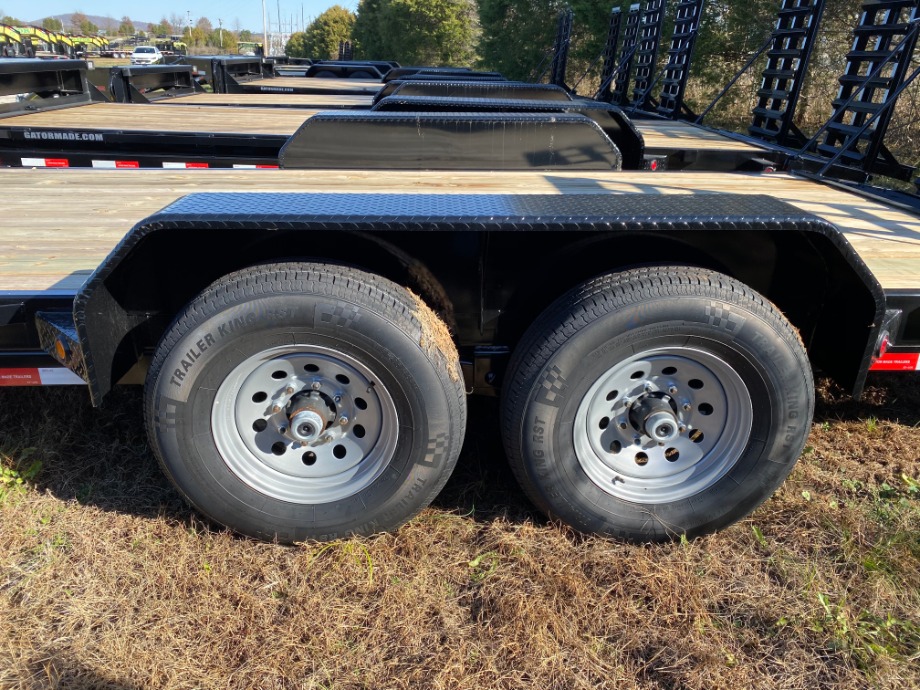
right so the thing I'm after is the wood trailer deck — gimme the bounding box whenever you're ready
[0,102,317,135]
[636,121,766,154]
[240,77,384,96]
[1,102,760,153]
[0,169,916,293]
[152,93,375,109]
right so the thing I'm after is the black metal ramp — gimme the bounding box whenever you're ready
[814,0,920,180]
[748,0,827,147]
[656,0,706,119]
[630,0,667,111]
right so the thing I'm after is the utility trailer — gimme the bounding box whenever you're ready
[107,65,374,109]
[372,96,774,172]
[97,63,768,174]
[0,60,643,172]
[1,167,917,545]
[200,56,386,97]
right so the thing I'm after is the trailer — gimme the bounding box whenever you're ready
[0,165,916,545]
[107,64,374,110]
[2,59,649,171]
[98,63,771,173]
[1,23,25,58]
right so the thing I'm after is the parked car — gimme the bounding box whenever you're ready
[130,46,162,65]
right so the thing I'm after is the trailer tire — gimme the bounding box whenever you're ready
[145,263,466,543]
[501,267,813,541]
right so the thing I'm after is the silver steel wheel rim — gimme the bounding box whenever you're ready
[212,345,398,504]
[573,347,753,504]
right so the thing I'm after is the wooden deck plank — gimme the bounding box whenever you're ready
[1,103,765,155]
[0,169,916,292]
[636,121,766,153]
[155,93,374,108]
[0,103,315,135]
[244,77,383,95]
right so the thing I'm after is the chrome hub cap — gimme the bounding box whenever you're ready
[573,347,753,503]
[212,345,398,504]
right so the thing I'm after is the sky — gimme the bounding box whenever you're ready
[0,0,354,33]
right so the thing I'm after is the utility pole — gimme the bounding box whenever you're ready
[218,18,223,49]
[261,0,269,57]
[186,10,192,41]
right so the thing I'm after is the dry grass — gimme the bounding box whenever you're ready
[1,374,918,690]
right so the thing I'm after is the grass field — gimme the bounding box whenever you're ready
[1,374,918,689]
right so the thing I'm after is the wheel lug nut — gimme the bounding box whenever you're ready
[312,382,321,390]
[668,386,678,395]
[272,404,282,413]
[334,395,341,403]
[339,416,349,426]
[634,436,642,446]
[285,386,295,395]
[682,401,692,411]
[644,382,653,392]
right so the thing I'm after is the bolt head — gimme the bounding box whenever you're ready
[682,402,692,411]
[644,382,654,392]
[339,416,349,426]
[285,386,295,395]
[334,395,341,403]
[668,386,678,395]
[272,404,282,413]
[311,381,321,390]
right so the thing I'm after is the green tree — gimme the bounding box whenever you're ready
[1,15,22,25]
[477,0,564,80]
[239,29,253,41]
[287,5,355,59]
[209,28,236,51]
[189,26,207,47]
[70,12,98,35]
[42,17,64,31]
[353,0,387,59]
[149,18,172,37]
[354,0,476,64]
[285,31,309,57]
[118,15,134,36]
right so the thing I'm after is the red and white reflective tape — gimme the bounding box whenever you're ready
[0,367,85,387]
[870,353,920,372]
[162,162,210,169]
[21,157,69,168]
[91,160,140,169]
[232,164,280,169]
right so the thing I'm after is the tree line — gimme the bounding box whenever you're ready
[0,9,254,52]
[287,0,877,125]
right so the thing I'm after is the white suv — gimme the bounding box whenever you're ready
[130,46,162,65]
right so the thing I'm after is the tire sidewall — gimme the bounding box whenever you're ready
[149,290,456,542]
[516,294,812,539]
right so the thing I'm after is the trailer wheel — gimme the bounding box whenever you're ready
[145,263,466,543]
[501,267,813,541]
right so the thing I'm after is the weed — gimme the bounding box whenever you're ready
[306,540,374,585]
[0,448,42,504]
[468,551,499,583]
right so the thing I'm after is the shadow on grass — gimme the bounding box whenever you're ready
[815,373,920,427]
[25,656,145,690]
[0,386,535,532]
[2,373,915,535]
